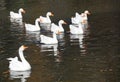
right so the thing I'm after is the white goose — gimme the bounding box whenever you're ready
[7,45,31,71]
[40,32,58,44]
[10,8,25,19]
[69,23,84,34]
[39,12,54,24]
[71,10,90,24]
[25,18,41,31]
[71,12,83,24]
[51,20,66,33]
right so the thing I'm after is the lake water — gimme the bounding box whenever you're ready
[0,0,120,82]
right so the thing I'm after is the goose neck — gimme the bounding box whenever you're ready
[19,50,27,62]
[35,19,40,28]
[18,10,22,16]
[58,22,63,28]
[46,14,50,19]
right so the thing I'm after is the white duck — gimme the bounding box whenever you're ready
[10,8,25,19]
[40,32,58,44]
[39,12,54,24]
[51,20,66,33]
[7,45,31,71]
[25,18,41,31]
[71,12,83,24]
[69,23,84,34]
[71,10,90,24]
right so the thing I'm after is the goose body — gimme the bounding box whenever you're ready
[51,20,66,33]
[69,23,84,34]
[10,8,25,19]
[39,12,53,23]
[7,45,31,71]
[40,32,58,44]
[25,18,41,31]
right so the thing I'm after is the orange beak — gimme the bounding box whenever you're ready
[23,45,28,49]
[22,10,26,14]
[87,12,90,15]
[51,13,54,16]
[63,21,67,24]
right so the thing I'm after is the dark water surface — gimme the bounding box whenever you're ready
[0,0,120,82]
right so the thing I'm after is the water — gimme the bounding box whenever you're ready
[0,0,120,82]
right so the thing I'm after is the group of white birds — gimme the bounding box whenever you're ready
[7,8,90,72]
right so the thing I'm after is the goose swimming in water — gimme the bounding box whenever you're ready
[10,8,25,19]
[7,45,31,71]
[39,12,54,24]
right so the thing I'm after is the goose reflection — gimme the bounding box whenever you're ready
[70,34,87,55]
[70,34,84,48]
[40,23,51,31]
[25,31,40,43]
[38,44,59,56]
[10,18,23,26]
[57,32,65,40]
[9,70,31,82]
[10,18,24,33]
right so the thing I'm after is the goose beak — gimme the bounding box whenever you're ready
[51,13,54,16]
[22,10,26,14]
[87,12,90,15]
[23,45,28,49]
[64,21,67,24]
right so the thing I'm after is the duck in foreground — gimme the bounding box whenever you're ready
[10,8,25,19]
[40,32,58,44]
[25,18,41,31]
[7,45,31,71]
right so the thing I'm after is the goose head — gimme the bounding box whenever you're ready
[19,45,28,51]
[47,12,54,16]
[19,8,25,14]
[59,20,67,24]
[84,10,90,15]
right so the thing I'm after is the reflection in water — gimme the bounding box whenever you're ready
[10,18,24,33]
[25,31,40,43]
[9,70,31,82]
[38,44,58,56]
[70,34,84,48]
[37,43,64,63]
[57,33,65,51]
[57,33,65,40]
[10,18,23,26]
[40,23,51,31]
[70,34,87,55]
